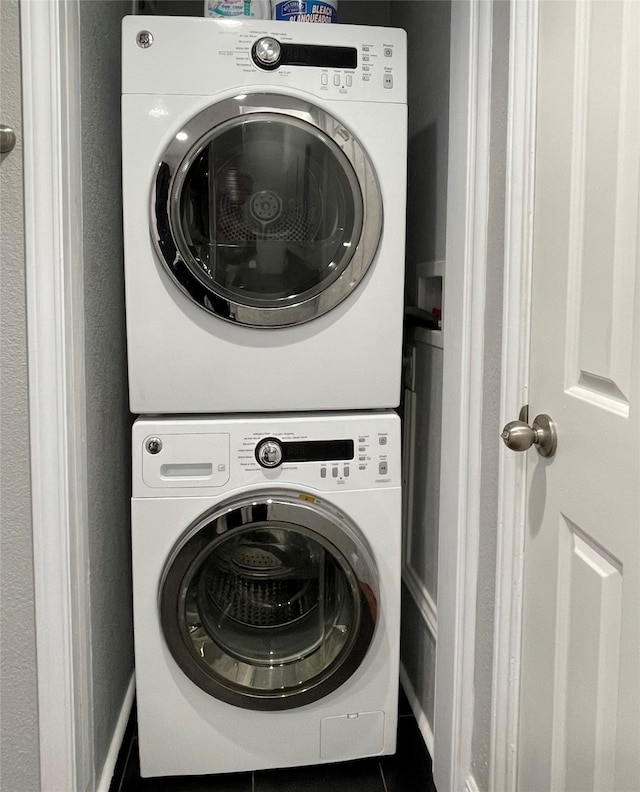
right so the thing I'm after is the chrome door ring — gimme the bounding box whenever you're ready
[151,93,383,328]
[159,490,379,710]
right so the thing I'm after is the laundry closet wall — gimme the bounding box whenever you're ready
[79,0,134,777]
[1,1,132,790]
[393,0,450,751]
[0,2,40,790]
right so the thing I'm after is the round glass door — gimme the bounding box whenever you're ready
[152,94,382,327]
[160,491,379,710]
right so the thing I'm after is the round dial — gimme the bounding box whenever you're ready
[252,37,282,70]
[255,438,283,468]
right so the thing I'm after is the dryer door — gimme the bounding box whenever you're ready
[152,93,382,327]
[160,491,379,710]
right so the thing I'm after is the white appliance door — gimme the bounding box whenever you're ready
[160,490,380,710]
[152,93,382,327]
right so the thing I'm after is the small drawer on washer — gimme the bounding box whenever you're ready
[141,433,230,489]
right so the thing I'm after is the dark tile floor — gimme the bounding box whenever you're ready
[111,689,437,792]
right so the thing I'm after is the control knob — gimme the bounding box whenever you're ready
[252,37,282,70]
[255,438,283,468]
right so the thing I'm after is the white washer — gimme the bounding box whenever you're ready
[132,411,401,777]
[122,16,407,414]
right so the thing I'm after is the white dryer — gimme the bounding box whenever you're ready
[122,16,407,414]
[131,412,401,777]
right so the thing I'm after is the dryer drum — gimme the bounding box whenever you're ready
[179,118,348,296]
[216,183,319,243]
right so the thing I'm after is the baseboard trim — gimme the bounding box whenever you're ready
[399,662,434,756]
[96,674,136,792]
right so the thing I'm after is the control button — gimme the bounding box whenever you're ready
[359,446,365,452]
[252,37,282,70]
[384,74,393,89]
[384,47,393,57]
[379,436,388,445]
[378,461,388,475]
[255,438,283,468]
[359,456,366,462]
[363,75,370,82]
[359,464,366,471]
[363,65,370,72]
[321,73,328,86]
[320,467,327,478]
[363,45,370,52]
[344,465,350,477]
[359,437,365,443]
[332,466,339,478]
[363,55,370,62]
[333,74,340,86]
[346,74,352,87]
[217,463,226,472]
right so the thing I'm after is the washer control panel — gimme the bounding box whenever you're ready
[245,429,395,487]
[133,414,400,496]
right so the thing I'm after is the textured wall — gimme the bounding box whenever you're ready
[79,0,135,779]
[336,1,390,26]
[398,0,450,305]
[0,2,42,790]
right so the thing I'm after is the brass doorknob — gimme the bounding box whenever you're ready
[501,414,557,458]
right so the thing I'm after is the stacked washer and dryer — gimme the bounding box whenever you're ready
[122,14,407,778]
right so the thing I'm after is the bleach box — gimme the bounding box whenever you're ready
[271,0,337,23]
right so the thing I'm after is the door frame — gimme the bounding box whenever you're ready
[433,1,496,789]
[489,2,537,791]
[21,1,93,790]
[434,1,538,791]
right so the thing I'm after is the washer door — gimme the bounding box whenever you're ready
[160,491,379,710]
[152,93,382,327]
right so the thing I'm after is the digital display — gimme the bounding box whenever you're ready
[280,43,357,70]
[281,439,354,462]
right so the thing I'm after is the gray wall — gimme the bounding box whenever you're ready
[0,2,134,789]
[0,2,41,790]
[393,0,450,737]
[79,0,135,778]
[396,0,450,303]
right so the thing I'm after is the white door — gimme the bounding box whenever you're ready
[517,2,640,790]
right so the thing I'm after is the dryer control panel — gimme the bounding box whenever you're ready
[122,15,407,104]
